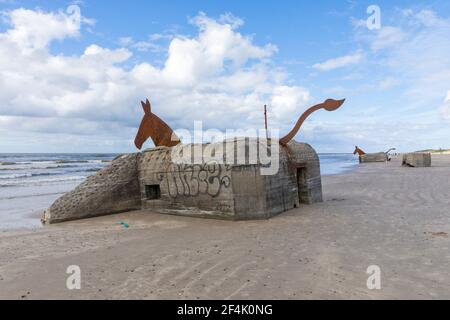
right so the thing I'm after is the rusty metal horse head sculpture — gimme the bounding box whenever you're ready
[353,146,366,156]
[135,97,345,149]
[134,99,181,150]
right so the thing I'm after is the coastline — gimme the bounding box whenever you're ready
[1,154,449,299]
[0,153,357,230]
[0,153,116,230]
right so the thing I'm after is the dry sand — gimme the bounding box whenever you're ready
[1,155,449,300]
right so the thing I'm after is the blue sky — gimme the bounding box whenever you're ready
[1,0,450,153]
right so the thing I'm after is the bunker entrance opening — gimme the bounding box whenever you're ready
[145,185,161,200]
[296,167,309,204]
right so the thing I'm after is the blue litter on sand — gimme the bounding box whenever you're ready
[117,221,129,229]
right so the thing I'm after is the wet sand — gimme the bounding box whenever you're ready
[0,155,449,299]
[0,183,77,230]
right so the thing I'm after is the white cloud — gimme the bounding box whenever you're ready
[271,86,310,120]
[385,12,450,108]
[312,52,363,71]
[162,12,277,86]
[378,77,400,90]
[370,26,406,51]
[0,7,81,52]
[350,17,366,28]
[118,34,168,53]
[406,9,449,28]
[353,9,450,121]
[440,91,450,121]
[217,12,244,29]
[0,8,312,151]
[119,36,133,46]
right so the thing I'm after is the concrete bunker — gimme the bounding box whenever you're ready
[402,153,431,167]
[42,139,323,224]
[353,146,388,163]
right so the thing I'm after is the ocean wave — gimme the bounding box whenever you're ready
[0,191,66,200]
[27,175,87,183]
[0,162,16,165]
[0,166,102,178]
[55,160,90,164]
[0,172,58,179]
[0,164,80,171]
[0,173,33,179]
[0,175,86,187]
[1,160,99,166]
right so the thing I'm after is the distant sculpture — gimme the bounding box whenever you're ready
[134,99,181,149]
[353,146,390,163]
[135,97,345,149]
[279,99,346,146]
[385,148,396,155]
[353,146,366,157]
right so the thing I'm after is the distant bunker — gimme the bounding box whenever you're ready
[42,139,323,224]
[359,153,387,163]
[402,153,431,167]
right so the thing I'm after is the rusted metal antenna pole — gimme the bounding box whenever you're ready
[264,104,268,140]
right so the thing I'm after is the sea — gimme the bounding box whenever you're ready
[0,153,358,230]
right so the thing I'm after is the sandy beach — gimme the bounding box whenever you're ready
[1,155,449,300]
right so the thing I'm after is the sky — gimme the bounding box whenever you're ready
[0,0,450,153]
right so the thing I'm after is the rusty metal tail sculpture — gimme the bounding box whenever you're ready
[134,99,181,150]
[279,98,345,146]
[385,147,396,154]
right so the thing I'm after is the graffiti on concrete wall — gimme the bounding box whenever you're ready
[159,163,231,198]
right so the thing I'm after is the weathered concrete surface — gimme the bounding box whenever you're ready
[402,153,431,167]
[359,152,387,163]
[42,154,141,224]
[2,155,450,299]
[44,139,322,222]
[138,139,322,220]
[138,145,235,219]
